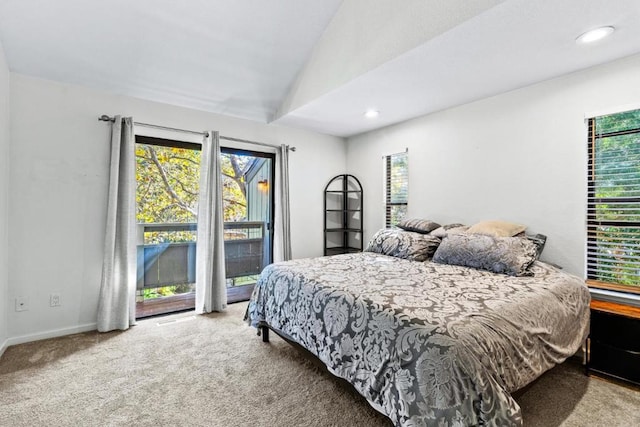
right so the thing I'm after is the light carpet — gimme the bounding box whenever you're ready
[1,302,639,426]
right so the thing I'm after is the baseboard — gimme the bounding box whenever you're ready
[0,337,8,358]
[6,323,97,347]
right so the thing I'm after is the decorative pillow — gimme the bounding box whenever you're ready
[526,233,547,259]
[365,229,441,261]
[467,220,526,237]
[432,233,539,276]
[429,223,468,238]
[396,218,441,234]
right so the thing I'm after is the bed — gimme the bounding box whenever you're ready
[245,231,590,426]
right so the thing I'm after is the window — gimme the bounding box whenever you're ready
[385,151,408,227]
[587,109,640,293]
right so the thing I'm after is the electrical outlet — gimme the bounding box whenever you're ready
[50,293,61,307]
[15,296,28,312]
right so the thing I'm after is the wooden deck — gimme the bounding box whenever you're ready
[136,285,254,319]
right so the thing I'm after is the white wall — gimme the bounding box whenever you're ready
[7,74,346,342]
[0,40,9,355]
[347,53,640,277]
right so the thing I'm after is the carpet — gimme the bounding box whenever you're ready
[1,302,639,426]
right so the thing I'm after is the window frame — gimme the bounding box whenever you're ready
[586,111,640,295]
[220,146,276,266]
[384,151,408,228]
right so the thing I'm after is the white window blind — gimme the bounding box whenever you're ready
[385,151,408,227]
[587,109,640,292]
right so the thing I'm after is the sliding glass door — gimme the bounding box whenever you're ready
[221,148,274,303]
[134,137,274,318]
[134,136,201,318]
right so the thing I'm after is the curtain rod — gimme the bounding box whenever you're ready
[219,135,295,151]
[99,115,296,151]
[99,115,207,137]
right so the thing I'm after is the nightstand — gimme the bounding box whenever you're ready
[587,300,640,386]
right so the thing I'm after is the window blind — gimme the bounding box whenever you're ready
[587,109,640,292]
[385,151,408,227]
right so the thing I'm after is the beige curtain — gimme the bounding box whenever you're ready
[97,116,137,332]
[195,131,227,313]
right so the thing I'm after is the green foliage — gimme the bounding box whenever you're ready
[136,145,253,227]
[230,275,259,287]
[389,206,407,227]
[143,283,194,299]
[136,145,200,224]
[144,230,196,244]
[596,109,640,134]
[591,111,640,287]
[221,153,250,221]
[389,152,408,204]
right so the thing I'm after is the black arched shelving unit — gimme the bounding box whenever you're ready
[324,174,363,256]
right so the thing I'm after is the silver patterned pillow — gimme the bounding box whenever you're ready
[429,223,468,238]
[432,233,539,276]
[526,233,547,259]
[396,218,441,234]
[365,229,441,261]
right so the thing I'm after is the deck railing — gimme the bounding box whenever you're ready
[136,221,267,290]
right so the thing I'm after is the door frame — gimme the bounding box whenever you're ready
[221,146,276,270]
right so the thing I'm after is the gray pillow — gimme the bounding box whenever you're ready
[526,233,547,259]
[429,223,467,238]
[432,233,539,276]
[365,229,441,261]
[396,218,441,234]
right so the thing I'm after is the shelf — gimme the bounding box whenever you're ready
[324,174,363,256]
[587,305,640,386]
[325,247,362,256]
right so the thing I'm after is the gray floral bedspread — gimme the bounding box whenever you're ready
[245,252,590,426]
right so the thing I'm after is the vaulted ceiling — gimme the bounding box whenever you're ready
[1,0,639,137]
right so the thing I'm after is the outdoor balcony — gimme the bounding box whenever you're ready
[135,221,268,318]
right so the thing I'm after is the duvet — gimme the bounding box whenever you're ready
[246,252,590,426]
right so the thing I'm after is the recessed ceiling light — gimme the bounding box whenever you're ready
[576,26,615,44]
[364,110,379,118]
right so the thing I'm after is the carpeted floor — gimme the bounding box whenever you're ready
[1,302,639,427]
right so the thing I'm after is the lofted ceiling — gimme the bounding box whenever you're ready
[0,0,344,122]
[1,0,640,138]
